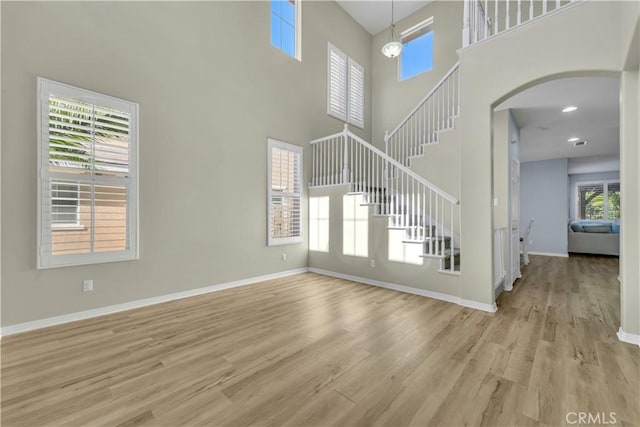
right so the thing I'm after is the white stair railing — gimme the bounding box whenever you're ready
[463,0,581,47]
[310,125,461,270]
[384,62,460,166]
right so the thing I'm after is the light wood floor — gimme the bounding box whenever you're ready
[1,255,638,426]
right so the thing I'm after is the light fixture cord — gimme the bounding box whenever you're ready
[390,0,396,39]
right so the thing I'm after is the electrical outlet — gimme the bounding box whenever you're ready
[529,240,533,245]
[281,253,287,261]
[370,259,376,268]
[83,280,93,292]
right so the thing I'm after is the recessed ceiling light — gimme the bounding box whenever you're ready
[562,106,578,113]
[568,137,580,142]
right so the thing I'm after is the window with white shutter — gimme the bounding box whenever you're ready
[576,181,620,221]
[37,78,139,269]
[268,138,303,246]
[327,43,365,129]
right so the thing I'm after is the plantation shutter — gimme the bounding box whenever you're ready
[327,43,348,121]
[268,139,303,246]
[38,78,138,269]
[348,58,365,129]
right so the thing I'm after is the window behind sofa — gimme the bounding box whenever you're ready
[577,181,620,220]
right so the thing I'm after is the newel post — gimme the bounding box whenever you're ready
[462,0,471,47]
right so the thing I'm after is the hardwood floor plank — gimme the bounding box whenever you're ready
[1,256,638,426]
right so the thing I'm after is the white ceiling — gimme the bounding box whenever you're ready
[336,1,431,35]
[496,77,620,163]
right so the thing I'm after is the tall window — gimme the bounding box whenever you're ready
[577,181,620,220]
[388,230,423,265]
[400,18,434,81]
[309,196,329,252]
[343,194,368,257]
[271,0,301,60]
[268,139,303,245]
[327,43,365,129]
[37,78,139,269]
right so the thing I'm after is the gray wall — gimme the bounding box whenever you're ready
[371,1,462,148]
[456,1,634,308]
[1,1,372,326]
[569,171,620,220]
[520,158,568,255]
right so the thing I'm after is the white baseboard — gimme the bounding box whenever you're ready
[309,268,497,313]
[527,251,569,258]
[617,327,640,347]
[0,268,310,337]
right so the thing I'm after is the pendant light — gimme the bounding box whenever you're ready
[381,0,403,58]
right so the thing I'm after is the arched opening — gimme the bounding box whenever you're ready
[491,72,622,336]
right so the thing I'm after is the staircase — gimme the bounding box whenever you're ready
[309,0,583,279]
[310,126,461,273]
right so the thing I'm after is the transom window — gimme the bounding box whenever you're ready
[400,18,434,81]
[271,0,301,60]
[577,181,620,220]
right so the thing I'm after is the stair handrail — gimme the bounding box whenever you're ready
[311,125,459,205]
[386,61,460,140]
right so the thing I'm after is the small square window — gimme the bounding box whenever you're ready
[400,18,434,81]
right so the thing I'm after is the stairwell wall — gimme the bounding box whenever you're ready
[457,1,639,323]
[371,1,463,149]
[308,185,461,299]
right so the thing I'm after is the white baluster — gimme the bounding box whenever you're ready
[529,0,534,21]
[450,206,454,271]
[484,0,489,38]
[495,0,499,34]
[517,0,522,25]
[505,0,510,30]
[312,144,316,185]
[543,0,548,14]
[462,0,471,47]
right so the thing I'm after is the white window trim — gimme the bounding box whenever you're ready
[399,17,434,82]
[574,179,620,222]
[271,0,302,61]
[37,78,139,269]
[267,138,303,246]
[327,43,365,129]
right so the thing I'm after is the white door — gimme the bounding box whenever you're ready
[509,158,521,288]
